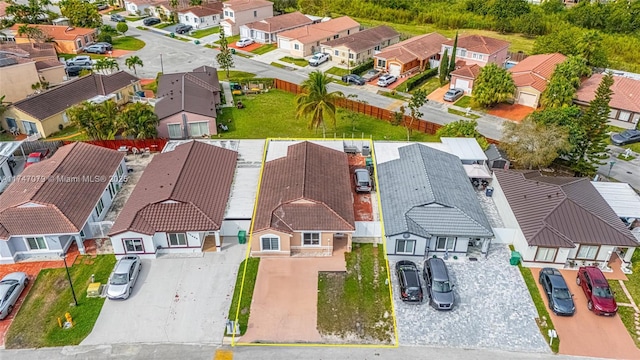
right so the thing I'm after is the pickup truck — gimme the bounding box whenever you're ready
[24,148,50,168]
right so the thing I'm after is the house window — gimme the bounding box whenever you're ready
[618,111,631,122]
[115,92,122,101]
[535,247,557,262]
[62,112,69,123]
[374,45,380,51]
[84,35,89,44]
[303,232,320,246]
[186,16,190,22]
[26,236,47,250]
[577,245,599,260]
[377,59,386,68]
[333,34,339,39]
[348,53,354,59]
[5,117,16,130]
[201,18,205,23]
[224,10,228,16]
[76,39,82,49]
[108,181,117,199]
[396,239,415,254]
[117,164,124,179]
[80,230,85,238]
[253,10,257,17]
[460,49,467,57]
[168,124,182,139]
[0,167,5,180]
[261,235,279,251]
[294,44,299,50]
[168,233,187,247]
[347,30,350,35]
[436,237,455,251]
[229,11,234,17]
[95,198,104,217]
[133,84,140,92]
[124,238,144,253]
[188,122,209,137]
[334,50,339,56]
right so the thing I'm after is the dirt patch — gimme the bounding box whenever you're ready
[487,103,534,122]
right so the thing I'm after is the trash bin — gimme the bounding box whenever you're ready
[194,40,200,45]
[510,251,521,266]
[231,48,236,54]
[365,158,373,167]
[169,32,175,38]
[485,187,494,197]
[238,230,247,244]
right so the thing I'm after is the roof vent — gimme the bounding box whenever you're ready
[524,194,527,199]
[547,195,551,199]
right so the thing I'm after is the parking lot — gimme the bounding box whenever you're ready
[390,245,549,353]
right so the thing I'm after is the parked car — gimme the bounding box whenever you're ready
[107,255,142,300]
[610,129,640,146]
[376,74,397,87]
[66,65,83,77]
[443,88,464,102]
[96,3,109,10]
[84,44,107,54]
[143,17,161,26]
[175,24,193,34]
[395,260,423,303]
[66,55,92,66]
[110,14,126,22]
[24,148,50,168]
[423,258,455,310]
[539,268,575,316]
[308,53,329,67]
[0,272,29,320]
[94,42,113,51]
[236,38,254,48]
[353,168,372,192]
[576,266,617,316]
[362,69,381,82]
[342,74,365,85]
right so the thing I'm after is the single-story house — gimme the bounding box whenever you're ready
[250,141,355,257]
[508,53,566,108]
[378,144,494,258]
[177,2,223,30]
[485,144,510,171]
[373,32,447,76]
[574,73,640,129]
[9,24,97,54]
[221,0,274,36]
[277,16,360,58]
[492,170,638,269]
[109,141,237,257]
[2,71,140,137]
[449,64,481,95]
[320,25,399,66]
[591,182,640,229]
[154,65,221,139]
[0,142,127,264]
[124,0,157,15]
[239,11,312,44]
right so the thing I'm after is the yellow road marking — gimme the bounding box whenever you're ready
[214,349,233,360]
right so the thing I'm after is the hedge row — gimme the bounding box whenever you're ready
[351,59,374,76]
[405,68,438,92]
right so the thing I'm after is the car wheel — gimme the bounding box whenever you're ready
[587,300,593,311]
[24,277,29,286]
[7,305,13,315]
[576,276,581,286]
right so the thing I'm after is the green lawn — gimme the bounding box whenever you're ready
[46,125,88,141]
[617,153,636,161]
[59,53,106,60]
[217,90,439,141]
[191,26,220,39]
[0,133,15,141]
[125,16,142,22]
[234,52,253,58]
[112,36,146,51]
[107,8,125,14]
[216,70,256,81]
[5,255,116,349]
[617,306,640,348]
[215,35,240,44]
[377,90,409,101]
[317,244,394,343]
[153,22,174,29]
[227,258,260,335]
[325,67,350,77]
[610,251,640,349]
[454,96,473,108]
[270,62,287,69]
[251,44,277,55]
[448,108,480,120]
[279,56,308,67]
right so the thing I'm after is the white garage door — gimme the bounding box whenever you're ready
[389,64,401,77]
[278,38,290,51]
[517,92,537,107]
[454,79,471,93]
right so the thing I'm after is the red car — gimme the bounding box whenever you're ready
[576,266,617,316]
[24,148,50,168]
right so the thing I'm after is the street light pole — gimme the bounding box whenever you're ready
[61,254,78,306]
[608,160,616,177]
[160,53,164,74]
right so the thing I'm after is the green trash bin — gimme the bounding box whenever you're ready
[194,40,200,45]
[169,32,175,38]
[238,230,247,244]
[231,48,236,54]
[510,251,521,266]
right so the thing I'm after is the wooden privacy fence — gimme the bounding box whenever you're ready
[18,140,64,156]
[63,138,168,152]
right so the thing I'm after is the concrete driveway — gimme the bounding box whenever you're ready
[82,243,245,345]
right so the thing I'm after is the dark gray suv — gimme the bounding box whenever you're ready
[423,258,455,310]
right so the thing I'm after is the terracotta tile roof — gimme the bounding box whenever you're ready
[450,64,481,79]
[155,65,220,120]
[0,2,7,17]
[443,34,510,55]
[278,16,359,44]
[109,141,237,235]
[508,53,565,92]
[253,142,355,234]
[11,71,139,120]
[374,32,447,64]
[575,74,640,113]
[223,0,272,12]
[494,170,637,248]
[10,24,96,41]
[243,11,312,33]
[0,142,124,239]
[35,59,64,70]
[178,2,223,16]
[0,43,57,60]
[321,26,399,53]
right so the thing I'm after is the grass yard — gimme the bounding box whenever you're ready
[191,26,220,39]
[454,96,473,108]
[317,244,394,343]
[217,90,439,141]
[5,255,116,349]
[448,108,480,120]
[46,125,88,141]
[608,280,628,304]
[617,153,636,161]
[153,22,174,29]
[125,16,143,22]
[0,132,15,141]
[251,44,277,55]
[112,36,146,51]
[611,251,640,349]
[227,258,260,335]
[377,90,409,101]
[325,67,350,77]
[621,251,640,318]
[270,62,287,69]
[107,8,125,14]
[279,56,308,67]
[59,53,105,60]
[216,35,240,44]
[617,306,640,348]
[216,70,256,81]
[234,52,253,58]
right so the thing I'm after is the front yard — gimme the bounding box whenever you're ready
[317,244,394,343]
[279,56,308,67]
[227,258,260,335]
[5,255,116,349]
[191,26,220,39]
[112,36,146,51]
[251,44,277,55]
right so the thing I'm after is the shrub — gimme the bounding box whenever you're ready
[405,68,438,92]
[351,59,374,76]
[97,33,112,44]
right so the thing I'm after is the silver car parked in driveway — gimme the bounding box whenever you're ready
[107,255,141,300]
[0,272,29,320]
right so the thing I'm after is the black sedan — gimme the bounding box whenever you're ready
[341,74,365,85]
[539,267,575,316]
[395,260,423,303]
[143,17,161,26]
[611,129,640,146]
[175,24,193,34]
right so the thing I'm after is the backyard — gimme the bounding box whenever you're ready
[46,125,88,141]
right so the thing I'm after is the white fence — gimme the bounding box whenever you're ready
[354,221,381,238]
[88,221,114,238]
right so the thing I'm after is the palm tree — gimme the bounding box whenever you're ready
[17,24,44,44]
[125,56,143,76]
[95,58,119,74]
[118,102,159,139]
[295,71,344,133]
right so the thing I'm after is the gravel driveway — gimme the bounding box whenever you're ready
[390,245,550,353]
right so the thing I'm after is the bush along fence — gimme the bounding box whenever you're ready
[404,67,438,92]
[350,59,374,76]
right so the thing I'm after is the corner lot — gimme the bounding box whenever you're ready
[391,244,549,353]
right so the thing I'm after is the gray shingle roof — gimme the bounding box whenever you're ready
[378,144,493,238]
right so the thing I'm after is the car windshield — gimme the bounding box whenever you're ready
[432,280,452,293]
[621,131,633,138]
[553,287,571,300]
[110,273,128,285]
[26,157,39,163]
[407,286,420,294]
[593,287,614,298]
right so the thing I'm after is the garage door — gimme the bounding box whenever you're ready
[278,38,290,51]
[517,92,537,107]
[454,79,470,93]
[389,64,401,77]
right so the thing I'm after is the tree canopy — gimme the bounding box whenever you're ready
[501,118,570,170]
[471,63,516,108]
[540,56,591,109]
[68,100,159,140]
[435,119,489,150]
[59,0,102,29]
[216,28,234,79]
[295,70,344,132]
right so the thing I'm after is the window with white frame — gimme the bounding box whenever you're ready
[294,44,299,50]
[229,11,234,17]
[261,235,279,251]
[200,18,205,23]
[396,239,415,254]
[535,247,557,262]
[124,238,144,253]
[577,245,599,260]
[108,181,117,199]
[95,198,104,217]
[436,237,455,251]
[115,92,122,101]
[303,232,320,246]
[189,122,209,137]
[348,53,354,59]
[186,16,190,21]
[168,124,182,139]
[333,34,339,39]
[377,59,386,68]
[117,164,124,179]
[224,10,228,16]
[460,49,467,57]
[0,167,5,180]
[26,236,46,250]
[169,233,187,246]
[334,50,339,56]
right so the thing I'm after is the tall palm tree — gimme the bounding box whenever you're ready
[95,58,119,74]
[118,102,159,139]
[295,71,344,132]
[125,56,143,76]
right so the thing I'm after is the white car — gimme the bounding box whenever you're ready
[106,255,141,300]
[236,38,254,48]
[66,55,93,66]
[377,74,397,87]
[308,53,329,66]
